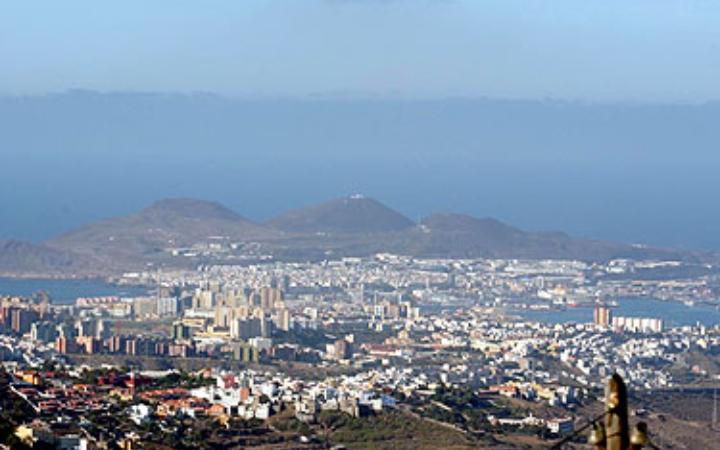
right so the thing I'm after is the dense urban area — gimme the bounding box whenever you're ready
[1,255,720,449]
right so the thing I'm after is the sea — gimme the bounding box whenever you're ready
[515,297,720,328]
[0,277,148,305]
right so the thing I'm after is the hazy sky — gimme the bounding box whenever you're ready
[2,0,720,101]
[2,2,720,251]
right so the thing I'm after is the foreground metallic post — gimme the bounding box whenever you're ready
[605,373,630,450]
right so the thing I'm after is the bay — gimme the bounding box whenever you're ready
[0,277,148,305]
[515,297,720,328]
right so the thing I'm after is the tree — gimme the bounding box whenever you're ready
[317,410,346,449]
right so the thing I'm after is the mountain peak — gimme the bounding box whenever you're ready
[267,196,415,233]
[45,198,272,272]
[421,213,521,235]
[140,198,245,221]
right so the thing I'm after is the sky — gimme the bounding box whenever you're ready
[1,1,720,102]
[1,1,720,251]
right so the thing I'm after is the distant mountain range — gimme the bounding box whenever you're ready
[267,195,415,233]
[0,196,702,277]
[3,92,720,251]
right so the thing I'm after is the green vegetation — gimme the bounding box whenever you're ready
[430,385,488,409]
[422,386,498,431]
[0,369,35,450]
[143,371,215,391]
[325,410,475,450]
[269,413,312,436]
[274,327,332,349]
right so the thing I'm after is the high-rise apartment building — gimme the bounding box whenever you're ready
[277,308,291,332]
[593,305,612,327]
